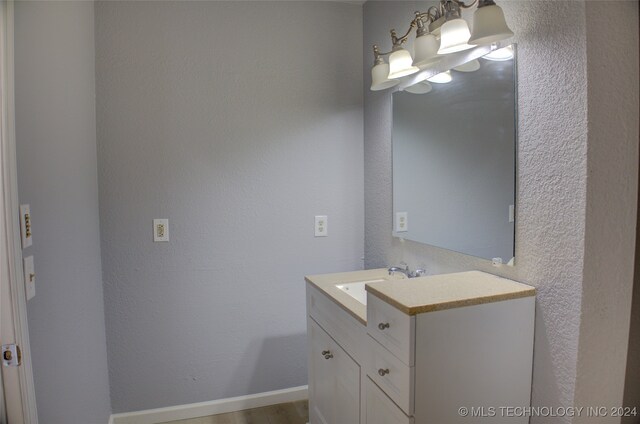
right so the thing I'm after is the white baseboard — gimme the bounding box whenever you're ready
[109,385,308,424]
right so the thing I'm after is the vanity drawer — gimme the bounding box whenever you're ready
[307,284,364,362]
[366,377,413,424]
[366,335,414,415]
[367,293,415,366]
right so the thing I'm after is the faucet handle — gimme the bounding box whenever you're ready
[413,269,427,277]
[387,266,401,275]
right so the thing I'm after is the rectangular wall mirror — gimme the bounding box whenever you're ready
[392,45,517,263]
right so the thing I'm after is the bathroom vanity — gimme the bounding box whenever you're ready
[305,269,535,424]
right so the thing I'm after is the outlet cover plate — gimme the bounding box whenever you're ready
[314,215,328,237]
[153,219,169,242]
[395,212,408,232]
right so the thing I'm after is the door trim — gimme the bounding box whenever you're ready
[0,0,38,422]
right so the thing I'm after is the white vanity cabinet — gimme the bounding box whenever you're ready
[306,270,536,424]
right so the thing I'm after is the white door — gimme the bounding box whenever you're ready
[0,1,38,422]
[0,222,22,424]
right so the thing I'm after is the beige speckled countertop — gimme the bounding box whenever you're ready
[366,271,536,315]
[305,269,535,324]
[305,269,405,325]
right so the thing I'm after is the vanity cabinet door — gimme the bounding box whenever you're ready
[309,318,360,424]
[366,377,413,424]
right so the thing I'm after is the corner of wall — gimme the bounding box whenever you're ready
[14,1,112,422]
[574,0,640,415]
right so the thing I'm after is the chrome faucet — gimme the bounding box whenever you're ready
[387,262,427,278]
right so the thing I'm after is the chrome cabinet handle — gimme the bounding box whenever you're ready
[322,350,333,360]
[378,368,390,376]
[378,322,390,330]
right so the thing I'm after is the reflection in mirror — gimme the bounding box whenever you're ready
[392,45,516,263]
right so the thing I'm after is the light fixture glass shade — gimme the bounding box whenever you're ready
[482,45,514,61]
[437,18,475,54]
[388,48,419,79]
[413,33,440,68]
[370,62,400,91]
[404,80,433,94]
[427,70,452,84]
[453,59,480,72]
[468,4,514,45]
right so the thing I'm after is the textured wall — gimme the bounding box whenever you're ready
[14,2,112,423]
[576,2,639,421]
[95,1,363,413]
[364,1,589,422]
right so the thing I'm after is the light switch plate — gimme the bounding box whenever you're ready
[23,255,35,300]
[395,212,408,232]
[19,204,32,248]
[314,215,328,237]
[153,219,169,242]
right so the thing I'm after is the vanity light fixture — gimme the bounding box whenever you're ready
[427,71,453,84]
[453,59,481,72]
[404,80,433,94]
[437,0,475,54]
[412,12,440,68]
[370,0,513,91]
[370,46,400,91]
[388,31,420,79]
[468,0,514,45]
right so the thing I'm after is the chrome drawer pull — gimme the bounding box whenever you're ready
[378,322,390,330]
[378,368,390,376]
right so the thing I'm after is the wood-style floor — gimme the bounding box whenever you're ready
[162,401,309,424]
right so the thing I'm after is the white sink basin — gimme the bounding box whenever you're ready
[335,279,385,305]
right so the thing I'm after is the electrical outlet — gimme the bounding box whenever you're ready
[314,215,328,237]
[153,219,169,242]
[395,212,408,232]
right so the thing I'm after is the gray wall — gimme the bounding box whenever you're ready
[95,1,364,413]
[14,2,112,423]
[364,1,638,422]
[392,58,515,261]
